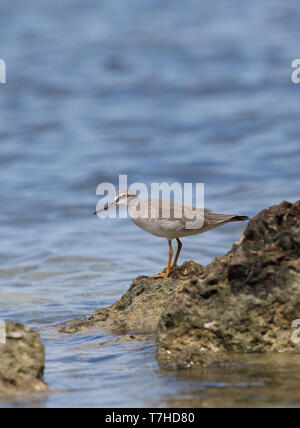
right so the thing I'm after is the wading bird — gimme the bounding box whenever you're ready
[95,190,249,278]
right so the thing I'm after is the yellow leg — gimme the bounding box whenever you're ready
[172,238,182,268]
[150,240,173,279]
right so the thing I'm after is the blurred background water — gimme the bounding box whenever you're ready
[0,0,299,408]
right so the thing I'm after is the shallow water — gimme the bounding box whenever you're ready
[0,0,299,408]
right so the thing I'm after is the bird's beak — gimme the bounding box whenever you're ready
[94,202,115,215]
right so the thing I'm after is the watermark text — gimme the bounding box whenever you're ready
[95,175,205,228]
[291,59,300,84]
[291,319,300,344]
[0,320,6,344]
[0,59,6,84]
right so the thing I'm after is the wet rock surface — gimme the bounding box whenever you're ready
[0,322,47,397]
[61,200,300,368]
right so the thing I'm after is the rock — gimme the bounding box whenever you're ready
[60,261,204,334]
[0,322,47,397]
[157,200,300,367]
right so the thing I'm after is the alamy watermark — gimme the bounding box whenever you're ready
[0,59,6,84]
[95,175,205,229]
[291,319,300,344]
[291,59,300,84]
[0,320,6,345]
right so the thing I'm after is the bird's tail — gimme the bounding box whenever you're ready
[205,212,249,225]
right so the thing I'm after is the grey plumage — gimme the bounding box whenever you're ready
[128,198,249,239]
[95,189,249,278]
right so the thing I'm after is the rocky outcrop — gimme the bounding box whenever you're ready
[61,200,300,369]
[60,262,204,334]
[157,200,300,367]
[0,322,47,397]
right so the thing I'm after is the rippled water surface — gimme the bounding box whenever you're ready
[0,0,299,408]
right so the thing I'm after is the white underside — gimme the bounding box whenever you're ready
[130,213,221,240]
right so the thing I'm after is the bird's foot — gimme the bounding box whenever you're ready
[149,269,171,279]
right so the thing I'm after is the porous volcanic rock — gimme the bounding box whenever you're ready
[60,262,204,334]
[157,200,300,367]
[0,322,47,397]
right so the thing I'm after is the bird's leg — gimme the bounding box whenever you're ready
[172,238,182,269]
[149,240,173,279]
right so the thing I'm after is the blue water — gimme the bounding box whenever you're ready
[0,0,299,408]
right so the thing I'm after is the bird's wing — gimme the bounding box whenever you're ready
[143,200,248,231]
[145,200,202,231]
[145,200,190,221]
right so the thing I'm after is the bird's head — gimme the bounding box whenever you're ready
[94,189,138,215]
